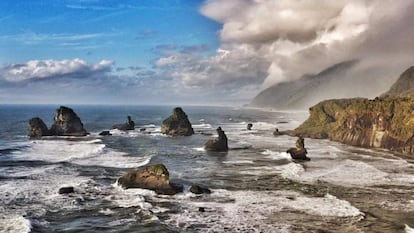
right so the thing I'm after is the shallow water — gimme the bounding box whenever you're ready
[0,105,413,232]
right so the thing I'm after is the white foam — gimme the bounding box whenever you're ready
[262,149,291,160]
[0,215,31,233]
[110,182,154,209]
[166,189,361,232]
[222,160,254,165]
[193,147,205,152]
[406,224,414,233]
[192,123,212,129]
[8,139,151,168]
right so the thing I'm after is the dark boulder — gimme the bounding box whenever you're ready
[204,127,228,152]
[287,137,310,161]
[28,117,50,138]
[58,186,74,194]
[112,116,135,131]
[190,185,211,194]
[247,123,253,130]
[117,164,183,195]
[273,128,280,136]
[161,107,194,136]
[49,106,88,136]
[99,130,112,136]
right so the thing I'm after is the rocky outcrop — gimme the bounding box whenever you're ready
[99,130,112,136]
[190,185,211,194]
[117,164,183,195]
[58,186,74,194]
[247,123,253,130]
[28,117,50,138]
[112,116,135,131]
[287,137,310,161]
[28,106,87,138]
[161,107,194,136]
[204,127,228,152]
[49,106,88,136]
[294,97,414,156]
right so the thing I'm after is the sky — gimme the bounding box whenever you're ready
[1,0,414,106]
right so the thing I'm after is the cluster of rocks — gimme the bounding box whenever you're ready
[117,164,211,195]
[28,106,88,138]
[112,116,135,131]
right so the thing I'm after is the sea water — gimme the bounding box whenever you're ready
[0,105,413,232]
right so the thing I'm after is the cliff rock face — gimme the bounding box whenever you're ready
[294,97,414,155]
[49,106,88,136]
[161,107,194,136]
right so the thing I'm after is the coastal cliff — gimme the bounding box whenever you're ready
[294,67,414,155]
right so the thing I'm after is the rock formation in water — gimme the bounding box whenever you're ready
[204,127,229,152]
[49,106,88,136]
[247,123,253,130]
[287,137,310,161]
[28,106,88,138]
[112,116,135,131]
[293,66,414,156]
[28,117,51,138]
[161,107,194,136]
[117,164,183,195]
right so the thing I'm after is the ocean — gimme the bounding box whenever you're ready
[0,105,413,233]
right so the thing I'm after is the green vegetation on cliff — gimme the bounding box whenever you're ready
[294,97,414,154]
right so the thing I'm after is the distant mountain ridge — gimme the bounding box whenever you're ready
[250,60,358,110]
[382,66,414,97]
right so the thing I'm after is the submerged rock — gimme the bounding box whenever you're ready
[28,117,50,138]
[161,107,194,136]
[287,137,310,161]
[273,128,281,136]
[190,185,211,194]
[99,130,112,136]
[117,164,183,195]
[112,116,135,131]
[58,186,74,194]
[49,106,88,136]
[204,127,228,152]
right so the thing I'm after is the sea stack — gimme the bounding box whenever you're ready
[287,137,310,161]
[49,106,88,136]
[28,117,51,138]
[117,164,183,195]
[204,127,229,152]
[112,116,135,131]
[161,107,194,136]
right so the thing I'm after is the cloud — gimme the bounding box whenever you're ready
[149,0,414,103]
[1,59,113,82]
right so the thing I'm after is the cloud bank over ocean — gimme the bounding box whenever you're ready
[1,0,414,105]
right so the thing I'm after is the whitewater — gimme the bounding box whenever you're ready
[0,105,413,232]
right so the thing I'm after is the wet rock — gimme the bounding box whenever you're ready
[112,116,135,131]
[58,186,74,194]
[204,127,229,152]
[118,164,183,195]
[273,128,281,136]
[161,107,194,136]
[198,207,206,212]
[99,130,112,136]
[139,128,146,132]
[28,117,50,138]
[49,106,88,136]
[287,137,310,161]
[247,123,253,130]
[190,185,211,194]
